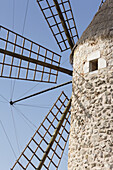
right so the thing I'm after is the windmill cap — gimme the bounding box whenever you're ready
[70,0,113,64]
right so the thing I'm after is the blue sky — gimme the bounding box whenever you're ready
[0,0,102,169]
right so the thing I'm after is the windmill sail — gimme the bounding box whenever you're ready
[11,91,71,169]
[0,26,62,83]
[37,0,79,52]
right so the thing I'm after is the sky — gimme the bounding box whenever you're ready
[0,0,102,169]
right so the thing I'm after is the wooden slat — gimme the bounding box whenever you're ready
[36,0,79,52]
[11,91,71,170]
[0,25,62,83]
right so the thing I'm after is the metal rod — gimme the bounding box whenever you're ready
[0,49,72,76]
[10,81,72,105]
[36,97,72,170]
[53,0,74,50]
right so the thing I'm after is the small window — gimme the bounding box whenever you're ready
[89,59,98,72]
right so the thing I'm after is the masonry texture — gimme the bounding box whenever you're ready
[68,0,113,169]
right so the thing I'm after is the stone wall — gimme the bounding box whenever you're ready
[68,36,113,170]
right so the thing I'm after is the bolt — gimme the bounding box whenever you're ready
[10,101,13,105]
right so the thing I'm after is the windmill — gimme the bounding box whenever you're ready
[0,0,105,169]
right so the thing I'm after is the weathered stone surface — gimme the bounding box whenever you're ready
[70,0,113,64]
[68,35,113,169]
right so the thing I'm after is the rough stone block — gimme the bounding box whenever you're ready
[98,58,107,69]
[87,50,100,61]
[83,62,89,73]
[69,36,113,170]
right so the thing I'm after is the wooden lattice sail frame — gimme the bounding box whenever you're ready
[11,92,71,170]
[0,26,70,84]
[0,0,79,169]
[36,0,79,52]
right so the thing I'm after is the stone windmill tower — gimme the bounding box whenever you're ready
[69,0,113,169]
